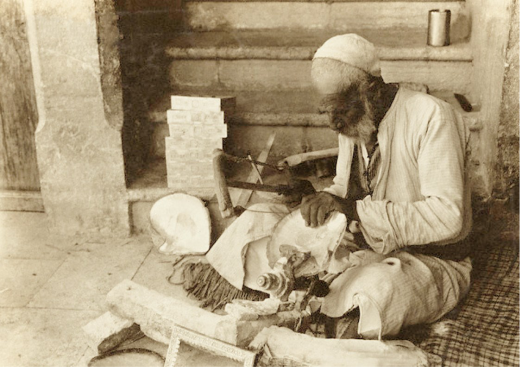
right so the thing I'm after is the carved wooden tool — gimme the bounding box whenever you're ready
[212,147,329,218]
[231,132,276,208]
[212,148,291,218]
[276,147,339,167]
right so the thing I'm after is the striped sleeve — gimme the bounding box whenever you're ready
[357,113,466,253]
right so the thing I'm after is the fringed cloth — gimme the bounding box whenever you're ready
[170,258,268,311]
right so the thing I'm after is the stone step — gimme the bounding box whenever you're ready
[150,114,481,160]
[166,29,472,61]
[169,59,471,96]
[182,1,469,33]
[148,90,481,159]
[186,0,459,2]
[165,30,472,96]
[146,90,334,175]
[150,112,338,159]
[149,89,321,119]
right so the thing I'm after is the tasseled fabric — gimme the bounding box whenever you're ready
[181,262,268,310]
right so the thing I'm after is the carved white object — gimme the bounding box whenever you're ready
[149,193,211,255]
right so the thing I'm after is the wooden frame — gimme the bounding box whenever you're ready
[164,324,258,367]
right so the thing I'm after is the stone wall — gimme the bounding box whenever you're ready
[467,0,516,196]
[495,0,519,204]
[115,0,182,184]
[467,0,519,202]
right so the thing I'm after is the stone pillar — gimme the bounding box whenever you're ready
[23,0,130,237]
[467,0,515,196]
[496,0,519,196]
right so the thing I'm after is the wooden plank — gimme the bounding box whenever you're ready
[230,132,276,208]
[0,0,40,191]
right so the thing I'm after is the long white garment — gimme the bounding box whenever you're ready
[321,249,472,338]
[206,203,290,290]
[320,88,473,337]
[324,88,473,253]
[206,203,347,291]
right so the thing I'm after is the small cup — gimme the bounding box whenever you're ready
[427,9,451,47]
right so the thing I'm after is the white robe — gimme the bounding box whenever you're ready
[325,88,472,252]
[206,88,473,338]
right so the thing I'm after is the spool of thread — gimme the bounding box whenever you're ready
[257,273,282,291]
[427,9,451,47]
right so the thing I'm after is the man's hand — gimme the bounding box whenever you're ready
[301,192,359,227]
[301,192,340,227]
[281,179,316,208]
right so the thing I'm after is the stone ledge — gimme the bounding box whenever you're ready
[186,0,459,2]
[232,111,482,131]
[183,1,469,34]
[149,89,481,123]
[166,30,472,61]
[148,90,322,122]
[230,113,328,127]
[147,90,483,163]
[168,59,471,93]
[152,109,482,130]
[128,187,215,203]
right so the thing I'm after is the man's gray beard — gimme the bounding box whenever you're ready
[341,92,377,144]
[342,113,376,144]
[355,114,376,144]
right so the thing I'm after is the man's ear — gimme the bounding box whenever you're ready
[360,75,381,96]
[359,75,386,108]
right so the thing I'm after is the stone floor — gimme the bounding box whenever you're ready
[0,210,240,367]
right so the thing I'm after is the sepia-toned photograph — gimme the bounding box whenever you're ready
[0,0,518,366]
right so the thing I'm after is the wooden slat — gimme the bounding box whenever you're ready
[0,0,40,191]
[230,132,276,208]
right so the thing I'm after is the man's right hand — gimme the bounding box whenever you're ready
[300,192,341,227]
[281,179,316,208]
[301,192,359,227]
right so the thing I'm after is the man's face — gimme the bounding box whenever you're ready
[312,68,344,95]
[317,89,376,144]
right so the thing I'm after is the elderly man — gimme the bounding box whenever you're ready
[204,34,472,339]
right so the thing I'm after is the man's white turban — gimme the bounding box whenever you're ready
[313,34,381,77]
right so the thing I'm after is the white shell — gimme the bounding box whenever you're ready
[149,193,211,255]
[267,209,347,272]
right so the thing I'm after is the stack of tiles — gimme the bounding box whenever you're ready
[166,95,235,197]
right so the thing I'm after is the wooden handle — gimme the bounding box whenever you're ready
[212,149,236,218]
[277,148,339,167]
